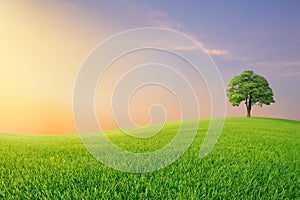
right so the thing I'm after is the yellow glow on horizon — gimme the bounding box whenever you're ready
[0,1,107,133]
[0,1,215,134]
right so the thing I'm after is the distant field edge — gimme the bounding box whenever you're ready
[0,116,299,136]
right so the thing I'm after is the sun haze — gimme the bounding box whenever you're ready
[1,1,299,133]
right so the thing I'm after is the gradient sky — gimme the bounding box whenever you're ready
[0,0,299,133]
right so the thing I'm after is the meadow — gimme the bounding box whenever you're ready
[0,117,299,199]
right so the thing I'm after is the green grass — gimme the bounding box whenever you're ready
[0,117,299,199]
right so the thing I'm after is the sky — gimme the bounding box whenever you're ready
[0,0,299,133]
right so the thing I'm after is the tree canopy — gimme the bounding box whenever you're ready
[227,70,275,117]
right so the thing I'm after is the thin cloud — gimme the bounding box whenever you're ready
[64,0,79,11]
[281,61,300,67]
[148,10,182,29]
[249,61,300,68]
[203,49,229,56]
[173,44,199,51]
[285,71,300,77]
[141,7,231,57]
[173,43,229,56]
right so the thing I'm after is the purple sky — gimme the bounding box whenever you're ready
[75,0,300,120]
[1,1,299,133]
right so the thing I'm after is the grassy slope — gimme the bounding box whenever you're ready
[0,117,299,199]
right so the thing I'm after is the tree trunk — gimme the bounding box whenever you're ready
[246,96,252,117]
[247,105,251,117]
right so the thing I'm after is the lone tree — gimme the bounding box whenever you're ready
[227,70,275,117]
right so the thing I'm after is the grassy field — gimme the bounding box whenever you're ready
[0,117,299,199]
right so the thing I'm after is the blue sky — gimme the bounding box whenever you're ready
[75,0,300,120]
[0,1,299,133]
